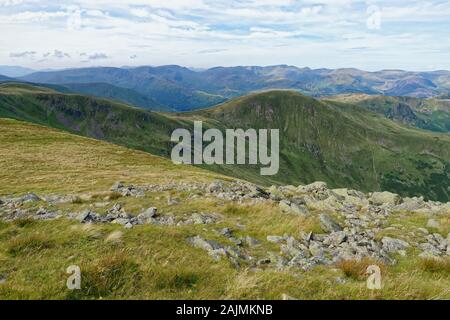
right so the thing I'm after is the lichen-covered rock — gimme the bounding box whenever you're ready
[381,237,409,252]
[370,191,402,206]
[137,207,157,224]
[319,214,343,233]
[279,200,309,217]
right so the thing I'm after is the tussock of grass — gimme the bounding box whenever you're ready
[71,196,83,204]
[225,271,262,299]
[67,252,141,299]
[13,218,36,228]
[6,234,54,257]
[106,192,122,201]
[420,258,450,276]
[223,204,249,216]
[155,271,200,291]
[336,258,385,281]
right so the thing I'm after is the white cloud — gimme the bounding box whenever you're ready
[9,50,36,58]
[0,0,448,71]
[0,10,68,23]
[130,8,150,18]
[0,0,25,6]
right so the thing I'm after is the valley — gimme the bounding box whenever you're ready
[1,83,449,201]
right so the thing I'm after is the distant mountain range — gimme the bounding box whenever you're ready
[0,74,14,82]
[0,65,35,78]
[1,82,449,201]
[12,65,450,112]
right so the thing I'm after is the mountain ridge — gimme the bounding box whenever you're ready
[326,94,450,132]
[1,83,449,201]
[19,65,450,111]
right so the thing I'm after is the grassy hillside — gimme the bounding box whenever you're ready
[0,119,448,300]
[326,94,450,133]
[0,118,223,195]
[0,83,184,157]
[61,83,171,111]
[1,84,449,201]
[21,67,227,111]
[198,91,450,201]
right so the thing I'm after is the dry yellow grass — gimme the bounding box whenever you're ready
[0,118,223,195]
[0,118,449,300]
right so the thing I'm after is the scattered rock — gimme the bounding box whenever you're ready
[111,218,131,225]
[281,293,297,300]
[246,184,269,199]
[279,200,309,217]
[301,181,328,193]
[1,180,449,275]
[219,227,233,238]
[279,200,291,212]
[19,193,41,203]
[75,210,101,223]
[187,235,247,267]
[257,258,271,266]
[137,207,157,224]
[418,243,442,258]
[207,181,224,193]
[111,181,124,191]
[124,222,133,229]
[394,197,424,211]
[34,207,61,220]
[244,236,260,247]
[187,236,221,252]
[319,214,343,233]
[381,237,409,253]
[370,191,401,206]
[179,212,219,225]
[324,231,347,246]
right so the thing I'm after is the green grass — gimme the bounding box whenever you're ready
[326,93,450,132]
[1,85,449,200]
[0,105,449,300]
[0,118,222,195]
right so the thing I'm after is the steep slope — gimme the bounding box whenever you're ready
[61,82,171,111]
[1,84,449,201]
[0,118,219,194]
[1,118,449,300]
[197,91,450,201]
[0,83,183,157]
[20,67,226,110]
[326,94,450,132]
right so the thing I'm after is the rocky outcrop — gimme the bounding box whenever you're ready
[1,179,449,273]
[187,235,249,267]
[370,192,402,206]
[319,214,343,233]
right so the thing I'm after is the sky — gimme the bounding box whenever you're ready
[1,0,449,71]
